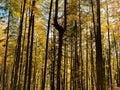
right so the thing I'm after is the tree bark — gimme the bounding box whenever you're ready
[12,0,26,89]
[3,10,10,90]
[54,0,67,90]
[41,0,53,90]
[23,7,32,90]
[27,1,35,90]
[106,0,112,88]
[96,0,104,90]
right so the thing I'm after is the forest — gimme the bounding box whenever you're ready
[0,0,120,90]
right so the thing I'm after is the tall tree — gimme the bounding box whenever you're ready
[41,0,53,90]
[23,7,32,90]
[53,0,67,90]
[106,0,112,88]
[96,0,104,90]
[2,10,10,90]
[11,0,26,89]
[27,0,35,90]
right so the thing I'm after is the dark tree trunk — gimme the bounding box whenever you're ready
[41,0,53,90]
[23,7,32,90]
[86,29,89,90]
[56,31,64,90]
[27,1,35,90]
[11,0,26,89]
[90,30,95,90]
[70,39,73,90]
[17,12,27,90]
[106,1,112,88]
[53,0,67,90]
[90,0,97,89]
[96,0,104,90]
[3,10,10,90]
[50,29,56,90]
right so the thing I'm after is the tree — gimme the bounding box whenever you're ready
[106,0,112,87]
[53,0,67,90]
[2,9,10,90]
[10,0,26,89]
[95,0,104,90]
[41,0,53,90]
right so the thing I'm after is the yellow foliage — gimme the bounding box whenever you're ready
[34,20,46,46]
[0,26,6,48]
[101,24,107,33]
[68,14,79,21]
[114,32,120,39]
[13,11,20,18]
[0,56,2,65]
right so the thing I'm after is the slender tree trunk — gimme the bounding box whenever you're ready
[96,0,104,90]
[113,32,120,86]
[32,41,37,90]
[78,0,84,89]
[63,0,67,89]
[90,0,96,36]
[23,7,32,90]
[70,39,73,90]
[74,21,81,89]
[90,30,95,90]
[3,10,10,90]
[63,44,66,90]
[51,28,56,90]
[41,0,53,90]
[27,1,35,90]
[12,0,26,89]
[64,44,68,90]
[17,12,27,90]
[63,31,68,90]
[90,0,97,89]
[86,28,89,90]
[73,22,77,90]
[106,0,112,88]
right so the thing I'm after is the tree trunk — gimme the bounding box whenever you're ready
[17,12,27,90]
[23,7,32,90]
[54,0,67,90]
[41,0,53,90]
[86,28,89,90]
[70,39,73,90]
[113,32,120,86]
[33,40,37,90]
[106,0,112,88]
[90,30,95,90]
[56,31,64,90]
[50,28,56,90]
[12,0,26,89]
[3,10,10,90]
[96,0,104,90]
[27,1,35,90]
